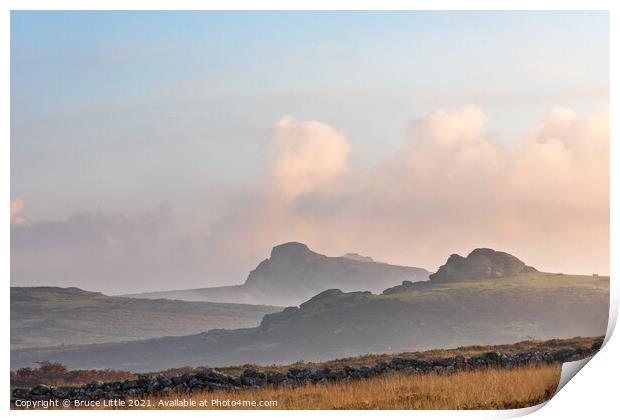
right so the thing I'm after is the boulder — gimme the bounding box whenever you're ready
[287,367,310,381]
[241,368,266,386]
[482,351,504,365]
[551,348,578,362]
[325,369,347,381]
[266,371,287,384]
[51,387,75,399]
[591,338,604,351]
[11,388,30,399]
[196,368,230,384]
[309,368,325,382]
[30,384,51,395]
[157,376,172,387]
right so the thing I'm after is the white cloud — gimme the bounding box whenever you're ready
[269,116,350,199]
[406,104,487,148]
[260,106,609,275]
[202,106,608,278]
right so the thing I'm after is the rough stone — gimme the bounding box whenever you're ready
[266,371,287,384]
[430,248,537,283]
[11,340,600,403]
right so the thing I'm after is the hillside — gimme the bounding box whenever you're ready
[11,265,609,371]
[123,242,430,306]
[10,287,281,349]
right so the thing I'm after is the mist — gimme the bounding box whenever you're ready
[10,105,609,294]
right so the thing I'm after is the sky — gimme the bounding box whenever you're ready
[10,11,610,294]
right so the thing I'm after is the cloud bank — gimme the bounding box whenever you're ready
[11,106,609,293]
[208,105,609,279]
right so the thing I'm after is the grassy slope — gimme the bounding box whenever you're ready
[381,272,610,343]
[385,272,609,299]
[10,273,608,371]
[11,287,281,349]
[226,272,609,362]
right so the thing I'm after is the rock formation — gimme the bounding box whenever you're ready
[124,242,429,306]
[429,248,538,283]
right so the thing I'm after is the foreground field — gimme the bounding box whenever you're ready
[11,336,598,388]
[12,336,598,410]
[114,365,561,410]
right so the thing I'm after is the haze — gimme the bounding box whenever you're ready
[10,11,609,294]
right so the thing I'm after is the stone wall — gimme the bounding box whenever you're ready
[12,338,602,403]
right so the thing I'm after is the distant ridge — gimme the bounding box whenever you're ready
[123,242,429,306]
[14,267,608,371]
[11,286,280,350]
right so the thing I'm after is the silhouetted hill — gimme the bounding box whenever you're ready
[123,242,430,306]
[12,249,608,371]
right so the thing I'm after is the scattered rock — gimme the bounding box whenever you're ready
[196,368,229,384]
[30,385,51,395]
[266,371,287,384]
[240,368,266,386]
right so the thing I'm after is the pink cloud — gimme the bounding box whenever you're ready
[269,116,350,199]
[11,106,610,294]
[10,199,27,225]
[249,106,610,275]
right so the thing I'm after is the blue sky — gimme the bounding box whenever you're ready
[10,12,610,292]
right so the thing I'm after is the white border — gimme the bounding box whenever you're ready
[0,1,616,11]
[2,2,617,419]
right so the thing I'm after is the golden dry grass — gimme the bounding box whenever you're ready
[102,364,561,410]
